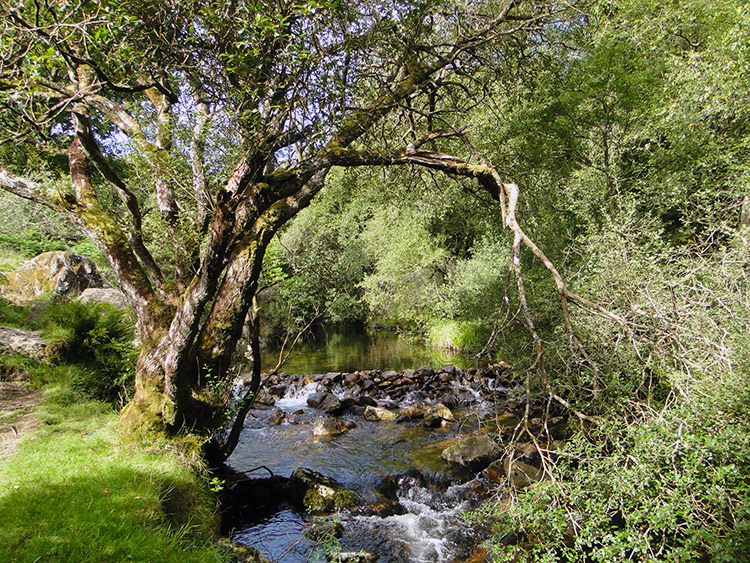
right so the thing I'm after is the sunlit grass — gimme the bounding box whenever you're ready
[0,378,228,563]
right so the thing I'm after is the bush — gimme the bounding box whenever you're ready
[33,300,137,404]
[427,319,490,353]
[479,370,750,562]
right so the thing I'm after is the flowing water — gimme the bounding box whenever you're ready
[231,330,497,562]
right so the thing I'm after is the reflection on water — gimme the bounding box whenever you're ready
[262,328,473,374]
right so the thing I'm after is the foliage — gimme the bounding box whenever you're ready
[263,165,509,345]
[478,366,750,562]
[1,0,560,449]
[33,300,137,404]
[0,295,28,327]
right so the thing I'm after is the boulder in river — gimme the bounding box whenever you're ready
[267,407,286,426]
[254,388,276,406]
[441,434,501,471]
[423,403,455,428]
[307,392,341,413]
[285,468,358,513]
[503,457,543,489]
[363,405,399,421]
[305,519,344,540]
[6,251,102,299]
[313,417,349,437]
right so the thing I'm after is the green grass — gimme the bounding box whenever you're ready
[0,373,229,563]
[0,247,28,275]
[427,319,489,353]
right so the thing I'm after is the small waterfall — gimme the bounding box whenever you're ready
[345,480,483,562]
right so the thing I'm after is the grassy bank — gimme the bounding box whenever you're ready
[0,292,231,563]
[0,364,229,563]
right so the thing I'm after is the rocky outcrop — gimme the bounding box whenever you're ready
[78,288,129,310]
[0,327,46,360]
[6,251,102,299]
[441,434,501,471]
[285,468,358,513]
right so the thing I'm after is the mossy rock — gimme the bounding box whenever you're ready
[285,467,358,513]
[6,251,102,299]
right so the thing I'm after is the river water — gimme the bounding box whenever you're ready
[260,328,470,374]
[230,330,498,562]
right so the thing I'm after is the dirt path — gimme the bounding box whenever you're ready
[0,379,41,459]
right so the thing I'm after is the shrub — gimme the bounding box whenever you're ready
[34,300,137,404]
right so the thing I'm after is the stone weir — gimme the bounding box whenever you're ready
[256,362,515,421]
[220,362,570,561]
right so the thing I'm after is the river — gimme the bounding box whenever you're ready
[230,329,500,562]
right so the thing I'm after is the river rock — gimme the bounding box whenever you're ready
[438,371,453,384]
[267,384,289,398]
[440,365,460,377]
[357,395,377,407]
[360,379,375,393]
[331,553,378,563]
[307,392,341,412]
[354,500,407,517]
[78,288,129,310]
[400,401,430,418]
[254,388,276,406]
[441,434,501,471]
[423,403,455,428]
[438,392,460,409]
[285,468,358,513]
[364,406,399,421]
[6,251,102,298]
[377,468,426,500]
[313,417,349,437]
[504,458,543,488]
[268,407,286,426]
[305,519,344,540]
[480,459,505,483]
[345,372,360,387]
[0,327,47,360]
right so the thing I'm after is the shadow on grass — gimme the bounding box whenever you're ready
[0,465,222,563]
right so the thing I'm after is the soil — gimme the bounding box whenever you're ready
[0,376,41,459]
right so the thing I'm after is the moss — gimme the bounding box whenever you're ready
[303,486,358,513]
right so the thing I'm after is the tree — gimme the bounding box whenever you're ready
[0,0,575,463]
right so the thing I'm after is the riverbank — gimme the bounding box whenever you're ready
[0,361,230,563]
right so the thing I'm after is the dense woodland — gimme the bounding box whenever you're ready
[1,0,749,561]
